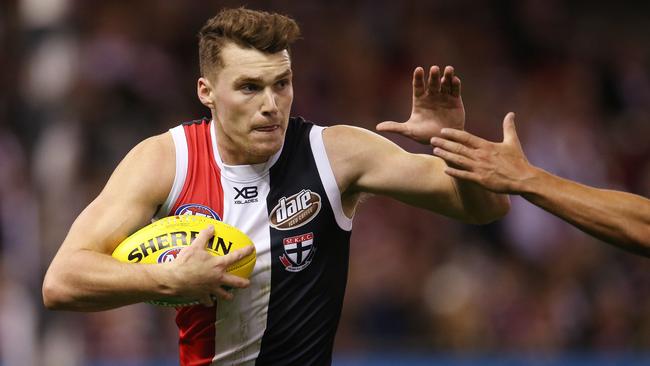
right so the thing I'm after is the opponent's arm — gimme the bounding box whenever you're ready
[43,133,251,311]
[431,112,650,254]
[524,169,650,254]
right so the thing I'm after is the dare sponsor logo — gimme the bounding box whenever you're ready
[279,232,315,272]
[269,189,321,230]
[175,203,221,220]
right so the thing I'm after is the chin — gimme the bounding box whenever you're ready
[254,130,285,148]
[248,140,283,161]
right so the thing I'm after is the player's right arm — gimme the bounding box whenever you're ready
[431,113,650,255]
[42,133,252,311]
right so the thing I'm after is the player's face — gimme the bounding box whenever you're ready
[200,42,294,165]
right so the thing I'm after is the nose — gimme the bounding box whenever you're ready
[260,88,279,116]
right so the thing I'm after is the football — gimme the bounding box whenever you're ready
[112,215,256,306]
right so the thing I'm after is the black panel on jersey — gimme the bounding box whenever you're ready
[257,117,351,365]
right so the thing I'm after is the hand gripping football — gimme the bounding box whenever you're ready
[112,215,256,307]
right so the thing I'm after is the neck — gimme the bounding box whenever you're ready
[218,143,270,165]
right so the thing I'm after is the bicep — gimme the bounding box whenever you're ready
[357,146,463,216]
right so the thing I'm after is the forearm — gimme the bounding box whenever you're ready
[451,176,511,224]
[43,250,175,311]
[520,168,650,254]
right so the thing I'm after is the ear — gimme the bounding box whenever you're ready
[197,77,215,108]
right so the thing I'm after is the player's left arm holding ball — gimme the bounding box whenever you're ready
[324,66,510,223]
[42,134,253,311]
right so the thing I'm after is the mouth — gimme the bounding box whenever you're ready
[253,124,280,133]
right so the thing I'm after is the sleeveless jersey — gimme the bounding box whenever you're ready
[156,117,353,365]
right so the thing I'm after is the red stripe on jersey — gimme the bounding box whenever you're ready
[177,305,218,366]
[171,121,224,217]
[168,120,224,366]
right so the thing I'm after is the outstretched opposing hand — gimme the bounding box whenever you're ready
[377,65,465,144]
[431,112,535,194]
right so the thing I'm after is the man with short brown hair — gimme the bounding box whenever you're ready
[43,7,510,365]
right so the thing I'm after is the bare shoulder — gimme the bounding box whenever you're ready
[322,125,368,191]
[129,132,174,166]
[322,124,383,147]
[101,131,175,209]
[322,124,404,194]
[322,124,399,160]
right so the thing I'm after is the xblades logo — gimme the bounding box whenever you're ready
[234,186,258,199]
[234,186,259,204]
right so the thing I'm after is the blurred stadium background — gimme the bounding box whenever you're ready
[1,0,650,365]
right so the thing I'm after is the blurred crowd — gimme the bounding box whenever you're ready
[1,0,649,365]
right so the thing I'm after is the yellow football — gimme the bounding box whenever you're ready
[112,215,256,307]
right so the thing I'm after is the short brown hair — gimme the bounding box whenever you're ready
[198,7,301,77]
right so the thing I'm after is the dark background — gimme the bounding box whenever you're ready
[1,0,649,365]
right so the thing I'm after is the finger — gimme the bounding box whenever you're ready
[443,167,481,182]
[220,273,251,288]
[440,66,454,94]
[503,112,519,144]
[433,148,473,169]
[426,65,441,94]
[430,137,473,157]
[220,245,255,267]
[451,75,461,98]
[199,294,215,307]
[191,225,215,247]
[437,128,486,148]
[413,67,425,98]
[213,287,234,301]
[376,121,409,135]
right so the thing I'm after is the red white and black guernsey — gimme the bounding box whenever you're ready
[154,117,353,365]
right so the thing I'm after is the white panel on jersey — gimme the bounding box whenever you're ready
[155,126,188,218]
[210,121,273,365]
[309,126,353,231]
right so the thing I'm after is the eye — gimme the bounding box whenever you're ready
[241,84,261,93]
[275,79,290,90]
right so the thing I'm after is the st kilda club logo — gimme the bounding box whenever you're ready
[279,232,315,272]
[269,189,321,230]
